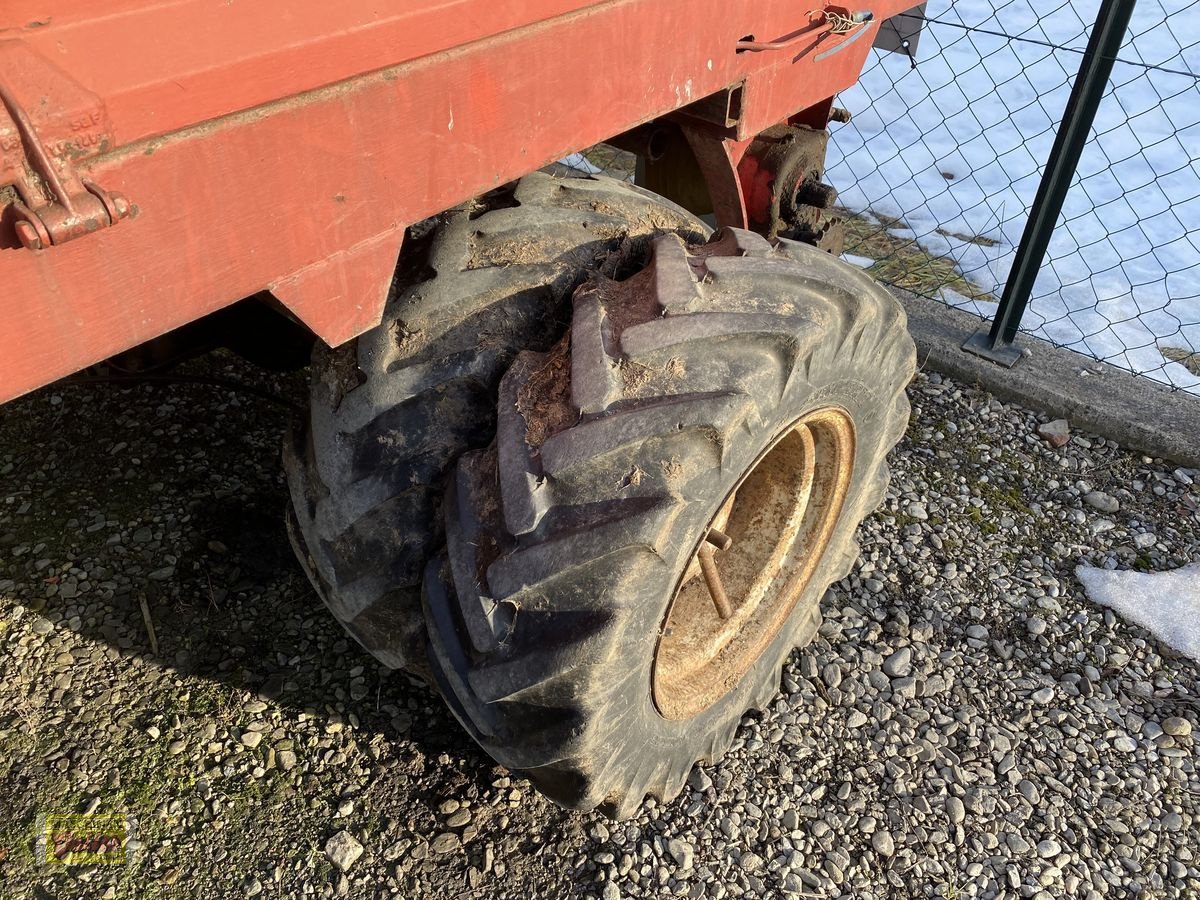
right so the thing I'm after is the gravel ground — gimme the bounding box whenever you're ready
[1,352,1198,900]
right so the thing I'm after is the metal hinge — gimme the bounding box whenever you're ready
[0,78,129,251]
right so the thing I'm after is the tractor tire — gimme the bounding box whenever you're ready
[424,227,915,816]
[284,173,708,672]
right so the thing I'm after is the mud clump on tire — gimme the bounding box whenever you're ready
[284,174,708,671]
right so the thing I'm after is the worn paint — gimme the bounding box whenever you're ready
[0,0,911,403]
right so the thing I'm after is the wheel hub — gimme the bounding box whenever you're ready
[652,407,855,721]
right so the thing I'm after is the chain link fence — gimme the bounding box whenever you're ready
[827,0,1200,391]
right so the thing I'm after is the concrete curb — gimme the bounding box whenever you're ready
[892,288,1200,469]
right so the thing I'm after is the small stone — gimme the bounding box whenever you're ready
[1037,419,1070,448]
[822,663,842,689]
[1007,834,1031,854]
[1036,839,1061,858]
[324,831,364,872]
[240,731,263,749]
[846,710,869,729]
[906,502,928,521]
[882,648,912,678]
[146,725,161,740]
[277,750,298,771]
[871,831,895,857]
[1026,616,1047,636]
[446,809,471,828]
[241,876,262,896]
[1162,717,1192,737]
[1018,780,1040,804]
[667,838,694,870]
[946,797,965,825]
[167,740,186,756]
[1133,532,1156,549]
[438,799,461,815]
[431,833,461,855]
[1031,687,1054,705]
[257,676,286,701]
[602,883,621,900]
[1113,735,1137,753]
[1083,491,1119,514]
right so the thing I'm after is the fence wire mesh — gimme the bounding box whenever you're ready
[827,0,1200,391]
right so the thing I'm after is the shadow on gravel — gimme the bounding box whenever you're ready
[0,355,485,760]
[0,356,597,899]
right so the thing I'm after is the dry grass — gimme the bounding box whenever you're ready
[581,144,637,181]
[571,146,996,305]
[1161,345,1200,375]
[841,208,997,303]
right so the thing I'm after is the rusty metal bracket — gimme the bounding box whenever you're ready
[0,80,129,251]
[669,86,745,138]
[738,124,844,251]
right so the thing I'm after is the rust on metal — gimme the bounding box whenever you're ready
[705,527,733,552]
[652,407,856,721]
[736,22,833,54]
[0,75,129,251]
[672,87,745,133]
[0,0,911,403]
[735,7,874,53]
[737,124,845,251]
[697,546,734,620]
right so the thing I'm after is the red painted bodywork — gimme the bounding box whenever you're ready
[0,0,909,404]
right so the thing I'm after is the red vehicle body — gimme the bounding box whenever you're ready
[0,0,910,403]
[1,0,926,818]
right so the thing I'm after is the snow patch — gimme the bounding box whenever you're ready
[1076,563,1200,661]
[829,0,1200,391]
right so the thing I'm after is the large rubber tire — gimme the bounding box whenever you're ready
[425,228,916,816]
[284,174,708,671]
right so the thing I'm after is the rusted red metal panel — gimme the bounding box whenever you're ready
[5,0,610,147]
[0,1,911,404]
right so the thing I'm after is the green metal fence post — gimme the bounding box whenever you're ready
[963,0,1139,366]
